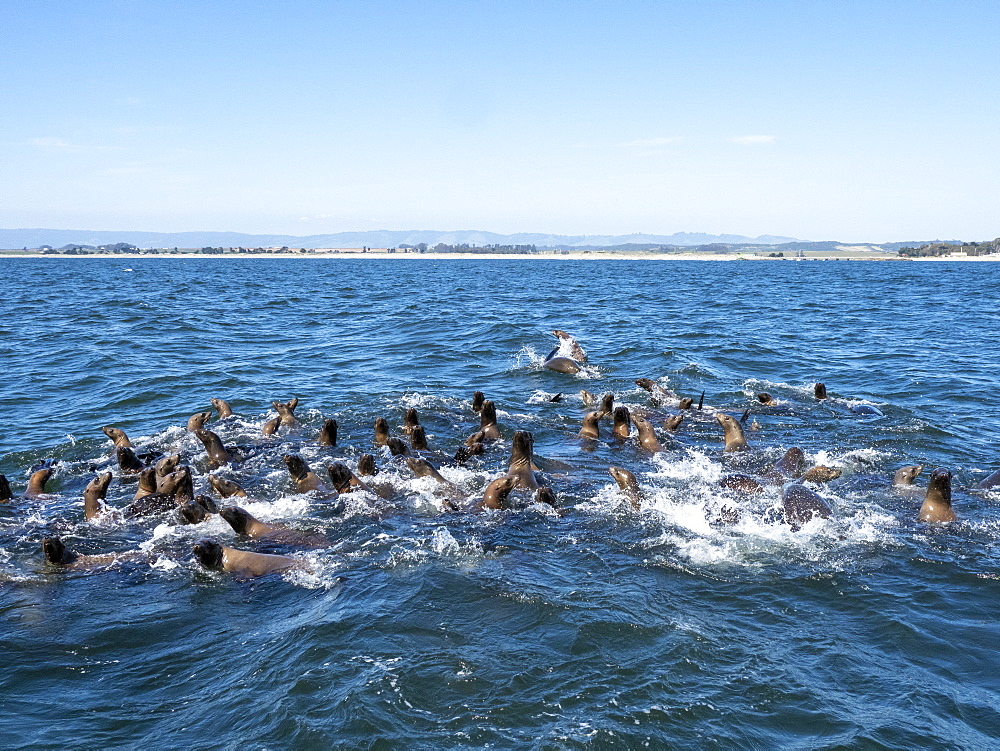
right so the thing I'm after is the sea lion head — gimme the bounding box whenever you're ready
[85,472,113,498]
[387,437,409,456]
[480,400,498,426]
[159,466,192,497]
[101,426,130,446]
[357,454,378,476]
[42,536,75,565]
[176,500,208,525]
[894,465,924,486]
[404,407,420,430]
[115,447,143,472]
[374,417,389,443]
[194,494,219,513]
[597,393,614,416]
[634,378,655,392]
[757,392,776,406]
[678,397,694,410]
[193,539,224,570]
[814,382,828,400]
[410,425,428,451]
[800,466,842,483]
[327,462,353,492]
[220,506,253,535]
[319,418,338,445]
[608,465,638,491]
[208,475,244,497]
[536,487,557,507]
[210,398,233,418]
[187,411,212,432]
[155,453,181,477]
[927,468,952,503]
[471,391,485,413]
[405,456,436,478]
[612,406,631,433]
[511,431,534,462]
[283,454,309,480]
[663,414,684,431]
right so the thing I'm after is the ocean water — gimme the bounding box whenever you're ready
[1,257,999,748]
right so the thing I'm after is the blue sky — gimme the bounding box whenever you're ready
[2,0,998,242]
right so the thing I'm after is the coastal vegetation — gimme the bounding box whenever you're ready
[897,238,1000,257]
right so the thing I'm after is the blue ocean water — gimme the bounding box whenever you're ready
[1,257,999,748]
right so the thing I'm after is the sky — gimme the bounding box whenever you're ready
[2,0,998,242]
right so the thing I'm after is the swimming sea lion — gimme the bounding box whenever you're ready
[122,491,178,518]
[536,487,558,508]
[663,414,684,431]
[387,437,410,456]
[580,390,596,406]
[318,418,338,446]
[781,483,833,530]
[284,454,326,493]
[262,415,281,436]
[403,408,420,435]
[210,398,234,419]
[678,397,694,410]
[272,398,300,427]
[176,495,219,525]
[187,411,212,432]
[716,413,749,452]
[612,406,631,440]
[42,537,144,570]
[814,383,828,400]
[101,426,133,448]
[195,428,233,468]
[25,468,54,497]
[329,462,391,499]
[552,330,587,361]
[208,475,247,498]
[0,474,11,502]
[471,391,485,413]
[550,393,563,403]
[718,474,764,495]
[543,330,583,374]
[357,454,378,476]
[918,468,956,523]
[160,465,194,501]
[193,539,301,577]
[410,425,429,451]
[850,403,884,416]
[769,447,805,480]
[894,465,924,486]
[608,466,642,510]
[977,469,1000,490]
[631,414,664,453]
[757,393,777,406]
[83,472,112,520]
[374,417,390,446]
[508,431,540,490]
[220,507,327,546]
[454,440,484,463]
[579,411,602,440]
[481,475,517,510]
[154,454,181,488]
[116,446,145,474]
[479,400,501,440]
[798,466,842,483]
[635,378,673,404]
[596,393,614,418]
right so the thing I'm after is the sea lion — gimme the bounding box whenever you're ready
[508,431,540,490]
[596,393,615,418]
[781,483,832,530]
[83,472,112,520]
[357,454,378,476]
[187,411,212,432]
[160,465,194,501]
[284,454,326,493]
[678,397,694,410]
[410,425,429,451]
[663,414,684,431]
[471,391,485,413]
[122,491,178,518]
[579,411,602,440]
[814,383,828,400]
[481,475,517,510]
[635,378,673,404]
[195,428,233,468]
[220,507,326,546]
[769,447,805,480]
[479,400,501,441]
[918,468,956,523]
[454,439,484,463]
[42,537,144,571]
[374,417,390,446]
[553,330,587,361]
[718,474,764,495]
[154,454,181,488]
[756,393,776,406]
[550,393,563,403]
[208,475,247,498]
[329,462,391,499]
[403,408,420,435]
[273,398,300,427]
[612,406,631,440]
[631,414,664,453]
[193,539,301,577]
[894,465,924,486]
[387,437,410,456]
[799,466,842,483]
[977,468,1000,490]
[536,487,558,508]
[543,330,583,374]
[210,398,234,419]
[101,426,133,448]
[608,466,642,510]
[262,415,281,436]
[850,403,884,417]
[580,390,596,407]
[116,446,145,474]
[318,418,338,446]
[0,474,11,502]
[175,496,218,525]
[25,468,54,497]
[406,457,463,505]
[716,413,749,452]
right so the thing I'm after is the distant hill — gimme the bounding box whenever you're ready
[0,228,798,250]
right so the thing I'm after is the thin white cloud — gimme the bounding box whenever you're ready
[621,137,681,147]
[730,135,775,145]
[25,137,76,149]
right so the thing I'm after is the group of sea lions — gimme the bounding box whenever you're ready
[0,331,986,578]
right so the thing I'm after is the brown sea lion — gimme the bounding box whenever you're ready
[481,475,517,510]
[284,454,326,493]
[612,406,632,440]
[42,537,145,570]
[552,330,587,361]
[210,398,233,419]
[631,414,664,453]
[771,447,805,479]
[781,483,832,530]
[410,425,429,451]
[543,347,582,374]
[357,454,378,476]
[0,474,12,502]
[195,428,233,468]
[187,411,212,432]
[454,440,484,463]
[479,400,501,441]
[918,468,956,523]
[154,454,181,488]
[579,411,602,440]
[635,378,673,403]
[329,462,391,499]
[536,487,558,508]
[25,468,54,497]
[122,491,178,518]
[272,398,300,427]
[387,437,410,456]
[580,390,596,406]
[262,415,281,436]
[678,397,694,410]
[208,475,247,498]
[160,465,194,501]
[193,539,301,577]
[101,426,133,448]
[718,474,764,495]
[175,496,218,525]
[318,418,338,446]
[757,392,777,406]
[220,507,326,546]
[403,408,420,435]
[716,413,749,452]
[894,465,924,486]
[116,446,145,474]
[663,414,684,432]
[471,391,485,413]
[799,466,842,483]
[814,383,828,400]
[508,431,540,490]
[596,393,615,418]
[83,472,113,520]
[374,417,390,446]
[608,466,642,510]
[977,468,1000,490]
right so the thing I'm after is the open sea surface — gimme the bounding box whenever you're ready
[2,257,999,749]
